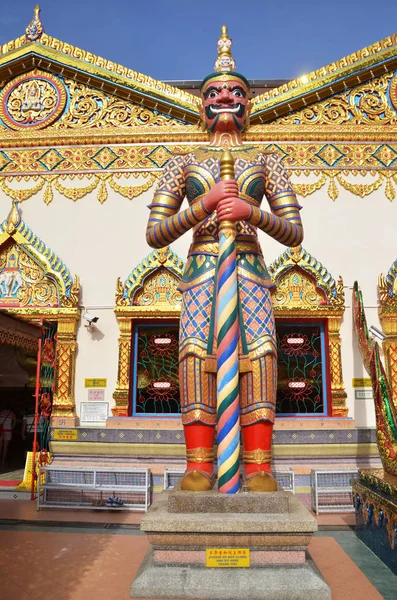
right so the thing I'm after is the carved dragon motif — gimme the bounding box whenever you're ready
[353,281,397,475]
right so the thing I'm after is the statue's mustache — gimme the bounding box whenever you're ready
[205,104,245,118]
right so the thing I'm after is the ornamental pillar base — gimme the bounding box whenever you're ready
[131,484,331,600]
[353,469,397,575]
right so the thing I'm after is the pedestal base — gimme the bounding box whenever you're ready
[131,487,331,600]
[132,550,330,600]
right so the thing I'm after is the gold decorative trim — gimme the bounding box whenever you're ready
[269,246,347,417]
[0,173,161,204]
[242,449,272,464]
[378,259,397,407]
[2,124,397,147]
[2,144,397,172]
[186,447,214,463]
[54,79,193,129]
[0,168,397,204]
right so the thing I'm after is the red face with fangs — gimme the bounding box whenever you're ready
[201,78,249,134]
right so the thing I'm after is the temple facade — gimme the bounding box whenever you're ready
[1,7,397,494]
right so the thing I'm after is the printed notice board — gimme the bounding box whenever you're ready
[81,402,109,422]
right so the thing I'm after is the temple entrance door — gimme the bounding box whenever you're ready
[0,318,56,474]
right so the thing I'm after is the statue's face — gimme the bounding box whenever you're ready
[201,77,249,133]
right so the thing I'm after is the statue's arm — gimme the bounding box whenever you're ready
[146,156,210,249]
[247,154,303,248]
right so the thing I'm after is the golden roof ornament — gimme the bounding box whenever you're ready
[6,200,21,235]
[214,25,236,72]
[25,5,44,41]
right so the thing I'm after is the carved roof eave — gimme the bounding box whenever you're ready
[0,40,201,125]
[250,35,397,124]
[114,306,181,319]
[0,124,206,147]
[0,206,79,308]
[0,122,397,149]
[269,245,345,311]
[116,246,185,307]
[3,306,80,320]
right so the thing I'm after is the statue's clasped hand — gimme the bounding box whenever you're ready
[203,180,239,213]
[217,197,251,222]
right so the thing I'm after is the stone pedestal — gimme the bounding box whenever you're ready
[353,468,397,575]
[131,485,331,600]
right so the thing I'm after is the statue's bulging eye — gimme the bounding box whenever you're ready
[233,90,243,97]
[208,91,218,99]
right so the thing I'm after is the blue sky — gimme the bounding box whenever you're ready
[2,0,397,82]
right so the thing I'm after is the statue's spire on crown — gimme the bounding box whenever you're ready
[25,5,44,41]
[214,25,236,72]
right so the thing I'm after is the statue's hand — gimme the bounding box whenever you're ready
[203,180,238,213]
[217,197,251,222]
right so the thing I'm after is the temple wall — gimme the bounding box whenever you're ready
[4,171,395,428]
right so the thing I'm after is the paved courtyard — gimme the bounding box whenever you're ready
[0,500,396,600]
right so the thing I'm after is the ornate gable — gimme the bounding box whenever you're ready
[116,246,185,309]
[269,245,344,312]
[250,34,397,124]
[266,71,397,128]
[0,201,79,308]
[0,8,200,131]
[0,69,191,131]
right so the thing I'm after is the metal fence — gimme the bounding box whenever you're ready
[38,466,151,511]
[311,469,357,514]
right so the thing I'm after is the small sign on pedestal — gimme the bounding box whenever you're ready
[206,548,250,568]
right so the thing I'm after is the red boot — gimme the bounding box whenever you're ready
[242,422,277,492]
[181,423,215,491]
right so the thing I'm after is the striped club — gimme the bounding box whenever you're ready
[216,149,240,494]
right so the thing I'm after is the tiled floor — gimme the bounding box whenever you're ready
[0,469,24,481]
[315,530,397,600]
[0,501,396,599]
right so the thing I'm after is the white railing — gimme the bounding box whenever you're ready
[38,465,151,511]
[311,469,357,514]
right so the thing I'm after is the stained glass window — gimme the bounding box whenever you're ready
[131,323,180,416]
[275,321,328,416]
